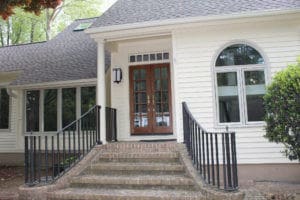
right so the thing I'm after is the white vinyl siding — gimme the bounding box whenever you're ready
[172,18,299,164]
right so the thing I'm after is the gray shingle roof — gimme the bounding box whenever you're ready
[91,0,300,28]
[0,18,108,86]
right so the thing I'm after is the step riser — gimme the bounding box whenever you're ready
[70,183,197,191]
[98,158,179,163]
[49,194,202,200]
[70,177,194,187]
[85,169,185,176]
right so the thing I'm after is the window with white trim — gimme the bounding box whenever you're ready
[0,88,10,129]
[215,44,266,125]
[25,86,96,132]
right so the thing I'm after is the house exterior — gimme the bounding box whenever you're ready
[0,0,299,185]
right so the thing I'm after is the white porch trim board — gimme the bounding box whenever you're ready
[97,39,107,144]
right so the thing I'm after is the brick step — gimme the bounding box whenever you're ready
[98,152,179,163]
[100,142,178,153]
[85,162,185,175]
[70,174,196,190]
[48,188,205,200]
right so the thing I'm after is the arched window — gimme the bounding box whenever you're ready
[215,44,266,125]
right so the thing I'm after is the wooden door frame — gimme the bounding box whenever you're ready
[129,63,173,135]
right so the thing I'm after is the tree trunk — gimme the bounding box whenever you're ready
[0,24,4,47]
[30,19,37,43]
[6,18,10,45]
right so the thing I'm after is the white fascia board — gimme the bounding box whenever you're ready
[9,78,97,90]
[0,71,22,86]
[86,9,300,40]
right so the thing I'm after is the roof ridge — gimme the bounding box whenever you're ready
[0,41,46,49]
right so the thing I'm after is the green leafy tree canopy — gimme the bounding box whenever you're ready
[264,57,300,161]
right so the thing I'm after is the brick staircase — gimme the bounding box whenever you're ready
[48,142,205,200]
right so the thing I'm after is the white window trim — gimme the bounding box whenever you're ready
[214,65,267,128]
[24,85,96,134]
[0,88,11,132]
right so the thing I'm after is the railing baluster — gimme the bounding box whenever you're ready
[38,136,41,183]
[78,121,81,158]
[73,127,76,161]
[222,133,227,190]
[215,134,220,188]
[51,136,54,181]
[33,136,36,182]
[82,119,85,155]
[211,133,215,186]
[45,136,48,182]
[68,130,71,168]
[202,130,206,180]
[206,132,210,184]
[86,118,89,152]
[231,133,238,189]
[57,134,60,178]
[198,127,202,174]
[195,125,199,170]
[225,133,232,189]
[63,131,66,173]
[30,136,34,184]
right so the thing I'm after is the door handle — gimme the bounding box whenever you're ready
[147,95,150,105]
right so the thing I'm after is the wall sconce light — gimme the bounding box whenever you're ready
[113,68,122,84]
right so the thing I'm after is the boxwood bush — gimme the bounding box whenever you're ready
[264,58,300,161]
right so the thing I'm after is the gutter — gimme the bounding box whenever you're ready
[86,9,300,35]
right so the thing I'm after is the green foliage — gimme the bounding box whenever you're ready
[264,58,300,161]
[0,0,103,47]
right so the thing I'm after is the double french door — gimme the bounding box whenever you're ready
[129,63,173,135]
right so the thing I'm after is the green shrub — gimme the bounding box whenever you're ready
[264,58,300,161]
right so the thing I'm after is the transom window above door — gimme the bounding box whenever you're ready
[214,43,267,125]
[129,52,170,64]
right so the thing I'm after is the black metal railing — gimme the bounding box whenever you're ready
[106,107,117,142]
[24,105,101,186]
[182,102,238,191]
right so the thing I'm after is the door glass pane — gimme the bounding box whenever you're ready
[140,69,146,79]
[245,71,266,121]
[62,88,76,128]
[217,72,240,123]
[155,80,161,90]
[154,68,160,79]
[161,67,168,78]
[161,79,168,90]
[0,89,9,129]
[26,90,40,132]
[44,89,57,132]
[133,68,148,128]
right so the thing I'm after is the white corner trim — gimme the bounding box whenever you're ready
[86,9,300,36]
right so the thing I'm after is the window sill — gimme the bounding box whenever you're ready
[215,122,266,130]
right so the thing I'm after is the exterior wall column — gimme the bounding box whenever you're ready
[96,39,106,144]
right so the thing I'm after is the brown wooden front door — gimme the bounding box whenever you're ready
[129,63,173,135]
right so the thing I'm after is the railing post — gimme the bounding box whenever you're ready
[96,106,102,145]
